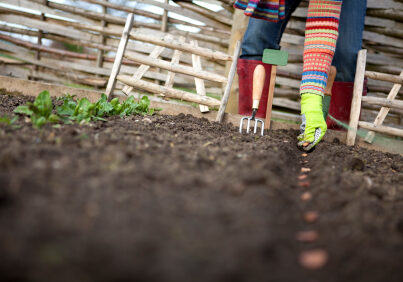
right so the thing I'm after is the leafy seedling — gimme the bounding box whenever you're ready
[14,91,60,128]
[15,91,161,129]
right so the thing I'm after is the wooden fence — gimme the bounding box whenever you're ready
[0,0,402,128]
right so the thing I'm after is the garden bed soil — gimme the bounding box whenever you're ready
[0,93,402,282]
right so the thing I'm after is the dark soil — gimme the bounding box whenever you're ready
[0,93,402,282]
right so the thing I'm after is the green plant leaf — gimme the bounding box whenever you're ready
[34,91,53,117]
[32,116,47,128]
[56,94,77,116]
[14,105,33,116]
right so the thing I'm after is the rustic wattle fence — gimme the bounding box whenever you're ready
[0,0,402,128]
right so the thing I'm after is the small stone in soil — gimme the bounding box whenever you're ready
[302,153,308,157]
[299,249,328,269]
[298,181,311,188]
[296,230,319,242]
[298,175,308,180]
[304,211,319,223]
[301,192,312,201]
[301,167,311,173]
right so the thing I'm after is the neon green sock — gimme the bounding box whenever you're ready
[298,94,327,151]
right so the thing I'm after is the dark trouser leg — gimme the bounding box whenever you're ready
[326,0,367,129]
[240,0,302,60]
[332,0,367,82]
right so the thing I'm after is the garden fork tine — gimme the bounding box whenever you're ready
[239,65,266,136]
[239,117,265,136]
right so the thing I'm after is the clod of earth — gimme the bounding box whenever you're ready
[299,249,329,269]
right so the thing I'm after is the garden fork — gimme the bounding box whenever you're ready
[239,64,265,136]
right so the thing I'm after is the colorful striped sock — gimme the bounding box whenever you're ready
[234,0,285,22]
[300,0,343,97]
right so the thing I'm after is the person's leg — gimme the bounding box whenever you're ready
[241,0,302,60]
[238,0,302,118]
[332,0,367,82]
[325,0,367,129]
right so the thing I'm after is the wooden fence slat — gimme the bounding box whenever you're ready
[364,71,403,143]
[165,37,186,88]
[362,96,403,110]
[191,40,209,113]
[117,75,221,107]
[124,51,227,83]
[122,42,168,95]
[359,121,403,138]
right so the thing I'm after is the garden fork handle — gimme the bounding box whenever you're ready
[252,65,266,118]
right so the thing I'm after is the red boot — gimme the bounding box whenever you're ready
[237,59,272,118]
[326,80,367,130]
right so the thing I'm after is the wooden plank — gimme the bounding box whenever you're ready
[0,14,98,42]
[364,71,403,143]
[121,45,166,95]
[264,65,277,129]
[117,75,221,107]
[1,0,97,25]
[191,40,209,113]
[347,49,367,146]
[165,36,186,88]
[359,121,403,138]
[175,1,233,26]
[105,13,134,99]
[365,71,403,84]
[1,12,230,62]
[361,96,403,110]
[124,51,227,83]
[117,0,231,30]
[129,31,232,61]
[216,41,241,123]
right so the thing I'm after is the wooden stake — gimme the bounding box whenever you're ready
[105,13,134,100]
[191,40,209,113]
[216,40,241,123]
[364,71,403,143]
[161,0,168,32]
[347,49,367,146]
[264,65,277,129]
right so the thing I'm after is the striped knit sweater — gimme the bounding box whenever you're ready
[234,0,286,22]
[300,0,343,97]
